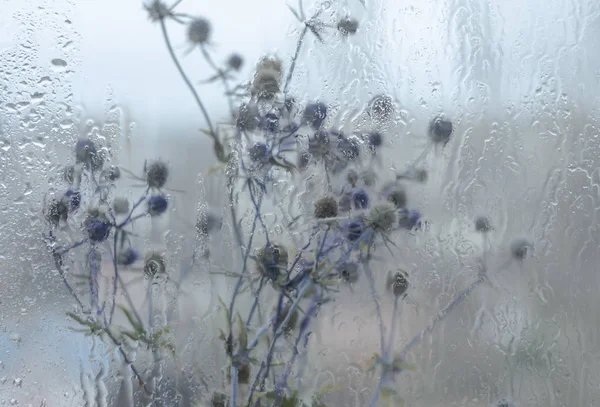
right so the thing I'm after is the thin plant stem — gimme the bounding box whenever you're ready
[283,25,309,94]
[200,45,236,118]
[159,18,227,162]
[363,257,385,355]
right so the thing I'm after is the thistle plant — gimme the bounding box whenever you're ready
[37,0,533,405]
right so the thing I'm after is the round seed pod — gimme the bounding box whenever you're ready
[211,392,228,407]
[237,362,251,384]
[75,138,104,171]
[187,17,211,44]
[352,188,370,209]
[345,219,364,241]
[368,94,394,122]
[428,115,453,145]
[86,219,112,242]
[386,270,409,297]
[314,196,338,219]
[144,252,166,278]
[303,102,328,129]
[475,216,492,233]
[226,53,243,71]
[147,194,168,216]
[146,160,169,189]
[112,197,130,215]
[510,238,532,261]
[398,208,422,230]
[367,201,397,232]
[386,185,407,209]
[257,243,288,281]
[337,17,359,35]
[117,247,139,266]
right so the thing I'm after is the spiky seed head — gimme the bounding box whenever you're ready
[236,103,261,131]
[475,216,492,233]
[248,142,269,162]
[314,196,338,219]
[226,53,244,71]
[338,262,359,284]
[237,362,251,384]
[361,169,378,187]
[101,165,121,182]
[187,17,211,45]
[117,247,139,266]
[368,201,397,232]
[144,0,170,22]
[347,169,359,186]
[75,138,104,171]
[257,243,288,280]
[251,56,283,99]
[386,186,407,208]
[144,252,166,277]
[112,197,130,215]
[337,17,359,35]
[86,218,111,242]
[147,194,168,216]
[46,198,69,226]
[146,160,169,189]
[387,270,409,297]
[303,102,328,129]
[510,238,532,261]
[211,392,228,407]
[352,188,370,209]
[428,115,453,145]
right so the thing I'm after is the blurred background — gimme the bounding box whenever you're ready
[2,0,600,406]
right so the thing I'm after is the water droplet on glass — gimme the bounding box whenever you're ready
[9,333,21,343]
[51,58,67,71]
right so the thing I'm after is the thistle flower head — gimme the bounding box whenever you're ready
[248,142,269,162]
[336,134,360,160]
[144,0,171,22]
[226,53,243,71]
[145,160,169,189]
[236,103,261,131]
[386,269,409,297]
[63,189,81,212]
[428,115,453,145]
[187,17,212,45]
[398,208,422,230]
[475,216,492,233]
[303,101,328,129]
[117,247,139,266]
[338,262,359,284]
[75,138,104,171]
[344,219,365,241]
[257,243,288,281]
[46,198,69,227]
[261,111,280,132]
[85,217,112,243]
[147,194,168,216]
[367,201,397,232]
[384,184,407,208]
[352,188,370,209]
[211,392,229,407]
[251,56,283,99]
[337,17,359,35]
[112,197,130,215]
[510,238,533,261]
[365,131,383,150]
[314,196,338,219]
[144,252,166,278]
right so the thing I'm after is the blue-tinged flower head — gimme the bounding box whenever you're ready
[248,142,269,163]
[75,138,104,171]
[475,216,492,233]
[117,247,139,266]
[147,194,168,216]
[303,101,328,129]
[314,196,338,219]
[226,53,243,71]
[64,189,81,212]
[145,160,169,189]
[398,208,422,230]
[344,219,365,242]
[261,110,280,132]
[86,218,112,243]
[187,17,211,45]
[428,115,453,145]
[352,188,370,210]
